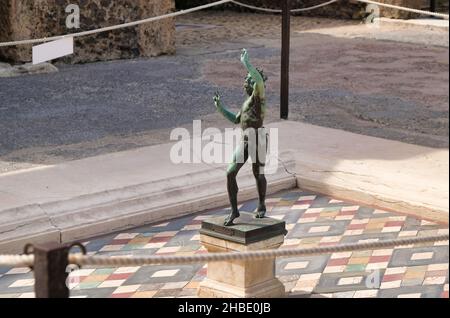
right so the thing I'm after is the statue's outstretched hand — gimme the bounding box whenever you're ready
[240,49,249,65]
[213,91,221,107]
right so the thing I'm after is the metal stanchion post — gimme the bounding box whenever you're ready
[33,243,70,298]
[280,0,291,120]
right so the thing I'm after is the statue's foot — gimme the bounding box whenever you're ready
[255,204,266,219]
[224,210,240,226]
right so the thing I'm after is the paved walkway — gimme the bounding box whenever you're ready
[0,189,447,298]
[1,12,448,174]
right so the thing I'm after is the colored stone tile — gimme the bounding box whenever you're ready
[0,189,447,299]
[337,276,363,286]
[100,245,125,252]
[331,252,352,259]
[82,275,110,283]
[315,271,370,293]
[347,224,367,230]
[115,233,139,240]
[5,268,31,275]
[382,273,404,282]
[113,285,140,294]
[366,262,389,270]
[346,264,366,272]
[290,220,349,238]
[323,266,346,274]
[123,244,146,251]
[285,261,310,270]
[154,289,182,298]
[428,263,448,271]
[397,293,421,298]
[9,279,34,288]
[401,278,424,287]
[131,291,158,298]
[353,289,378,298]
[423,276,446,285]
[162,281,189,289]
[98,280,126,288]
[92,268,116,275]
[380,280,402,289]
[328,258,349,266]
[333,291,356,298]
[78,282,102,290]
[111,292,134,298]
[372,249,394,256]
[369,255,391,263]
[138,283,164,291]
[107,273,133,281]
[366,223,386,230]
[152,270,180,278]
[390,246,448,267]
[348,257,370,265]
[378,285,443,298]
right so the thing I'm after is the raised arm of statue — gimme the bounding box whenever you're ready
[240,49,265,97]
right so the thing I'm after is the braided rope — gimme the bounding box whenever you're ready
[231,0,449,19]
[291,0,340,12]
[0,254,34,267]
[230,0,281,12]
[69,234,449,267]
[0,234,447,267]
[230,0,339,13]
[0,0,232,48]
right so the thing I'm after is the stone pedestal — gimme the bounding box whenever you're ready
[198,212,287,298]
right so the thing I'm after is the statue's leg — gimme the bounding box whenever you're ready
[224,140,248,226]
[253,162,267,219]
[252,130,267,218]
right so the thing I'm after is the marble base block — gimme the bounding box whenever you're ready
[197,212,287,298]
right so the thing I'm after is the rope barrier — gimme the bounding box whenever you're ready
[231,0,449,19]
[0,234,447,268]
[291,0,340,12]
[0,254,34,267]
[70,234,448,266]
[0,0,232,48]
[230,0,339,13]
[230,0,281,12]
[1,0,447,48]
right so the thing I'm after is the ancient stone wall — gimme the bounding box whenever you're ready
[175,0,364,18]
[0,0,176,64]
[373,0,423,19]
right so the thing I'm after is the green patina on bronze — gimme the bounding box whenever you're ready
[213,49,268,226]
[200,212,287,244]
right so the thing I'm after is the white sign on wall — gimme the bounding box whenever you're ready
[32,37,74,65]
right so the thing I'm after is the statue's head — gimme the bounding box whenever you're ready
[244,68,268,96]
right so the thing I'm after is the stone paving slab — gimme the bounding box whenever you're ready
[0,189,447,298]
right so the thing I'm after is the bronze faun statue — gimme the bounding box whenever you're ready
[214,49,268,226]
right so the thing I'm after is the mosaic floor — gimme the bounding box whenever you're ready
[0,189,448,298]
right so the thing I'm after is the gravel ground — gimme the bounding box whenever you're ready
[0,11,448,173]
